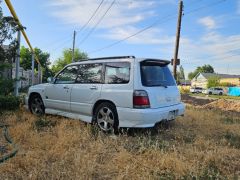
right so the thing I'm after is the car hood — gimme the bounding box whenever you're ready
[29,83,50,90]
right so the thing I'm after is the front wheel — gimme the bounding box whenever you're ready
[94,102,119,134]
[29,95,45,116]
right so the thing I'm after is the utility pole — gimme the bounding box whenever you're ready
[31,53,34,86]
[173,0,183,80]
[72,30,76,62]
[14,30,21,97]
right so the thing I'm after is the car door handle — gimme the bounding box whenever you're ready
[90,86,97,90]
[63,86,70,89]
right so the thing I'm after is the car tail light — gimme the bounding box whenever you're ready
[133,90,150,108]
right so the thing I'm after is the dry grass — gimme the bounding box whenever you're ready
[0,106,240,179]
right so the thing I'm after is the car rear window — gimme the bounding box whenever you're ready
[140,61,176,87]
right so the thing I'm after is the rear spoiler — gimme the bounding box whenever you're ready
[141,59,170,66]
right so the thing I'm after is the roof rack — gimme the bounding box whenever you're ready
[78,56,135,62]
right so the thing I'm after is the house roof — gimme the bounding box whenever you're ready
[201,73,240,79]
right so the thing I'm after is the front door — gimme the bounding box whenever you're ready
[45,65,78,112]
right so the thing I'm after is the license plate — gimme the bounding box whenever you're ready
[168,110,178,120]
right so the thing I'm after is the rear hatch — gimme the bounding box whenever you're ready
[140,59,181,108]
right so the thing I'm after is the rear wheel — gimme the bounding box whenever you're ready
[219,92,223,95]
[209,92,212,95]
[29,94,45,116]
[94,102,119,134]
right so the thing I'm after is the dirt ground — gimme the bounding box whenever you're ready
[181,94,240,113]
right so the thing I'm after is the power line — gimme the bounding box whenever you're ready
[77,0,116,46]
[87,0,226,55]
[182,48,240,65]
[48,35,72,51]
[77,0,105,33]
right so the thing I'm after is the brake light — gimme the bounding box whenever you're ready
[133,90,150,108]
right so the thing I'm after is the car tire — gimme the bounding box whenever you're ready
[209,92,212,95]
[93,102,119,134]
[29,94,45,116]
[219,92,223,95]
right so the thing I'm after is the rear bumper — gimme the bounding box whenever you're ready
[117,103,185,128]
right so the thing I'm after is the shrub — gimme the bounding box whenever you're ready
[0,78,15,96]
[33,117,56,131]
[207,76,220,88]
[0,95,20,111]
[219,82,234,87]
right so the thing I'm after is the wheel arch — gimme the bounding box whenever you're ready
[28,92,44,107]
[92,99,117,117]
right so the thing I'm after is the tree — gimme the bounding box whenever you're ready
[188,64,214,80]
[0,0,19,95]
[179,65,185,80]
[52,48,88,74]
[20,46,53,82]
[207,76,220,88]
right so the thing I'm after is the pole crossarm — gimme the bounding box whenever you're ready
[4,0,42,67]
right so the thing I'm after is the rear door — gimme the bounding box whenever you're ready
[70,63,103,116]
[140,60,180,108]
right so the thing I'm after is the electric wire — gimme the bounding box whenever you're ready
[87,0,226,55]
[77,0,116,46]
[77,0,105,33]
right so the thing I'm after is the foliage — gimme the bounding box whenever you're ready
[33,117,57,131]
[0,95,20,110]
[52,48,88,75]
[0,78,15,95]
[20,46,53,82]
[179,65,185,80]
[207,76,220,88]
[188,64,214,80]
[219,82,234,87]
[0,1,19,95]
[178,86,190,94]
[176,65,185,84]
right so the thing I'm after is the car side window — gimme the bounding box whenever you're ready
[55,65,78,84]
[105,62,130,84]
[76,63,103,83]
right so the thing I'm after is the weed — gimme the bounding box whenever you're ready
[33,117,56,131]
[199,160,225,179]
[224,131,240,149]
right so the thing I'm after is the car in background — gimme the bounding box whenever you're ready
[202,87,224,95]
[190,87,203,94]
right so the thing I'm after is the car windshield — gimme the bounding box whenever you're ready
[140,61,176,87]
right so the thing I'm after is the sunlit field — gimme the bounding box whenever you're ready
[0,106,240,179]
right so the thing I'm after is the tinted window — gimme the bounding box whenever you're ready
[76,63,102,83]
[105,62,130,84]
[140,62,175,87]
[55,65,78,84]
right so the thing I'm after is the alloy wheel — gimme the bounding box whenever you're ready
[97,107,114,132]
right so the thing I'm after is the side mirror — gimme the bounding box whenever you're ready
[47,77,54,83]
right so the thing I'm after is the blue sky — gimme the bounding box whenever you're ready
[2,0,240,77]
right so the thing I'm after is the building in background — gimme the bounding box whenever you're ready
[191,72,240,88]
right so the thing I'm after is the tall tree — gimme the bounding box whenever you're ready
[20,46,53,82]
[188,64,214,80]
[52,48,88,74]
[179,65,185,80]
[0,0,19,95]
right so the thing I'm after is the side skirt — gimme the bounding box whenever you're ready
[45,108,92,123]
